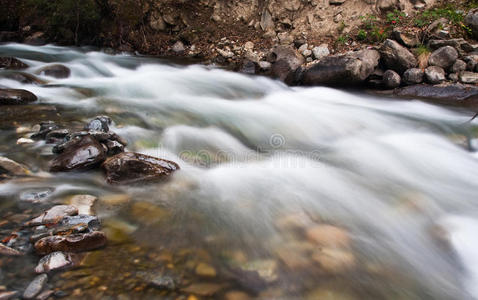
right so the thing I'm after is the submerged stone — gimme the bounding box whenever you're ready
[102,152,180,184]
[35,64,71,79]
[35,251,77,273]
[34,231,107,255]
[0,57,28,69]
[23,274,48,299]
[0,88,37,105]
[0,243,22,256]
[49,135,107,172]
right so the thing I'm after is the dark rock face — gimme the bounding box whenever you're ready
[49,135,107,172]
[35,64,71,79]
[301,49,380,86]
[269,45,304,84]
[451,60,467,74]
[102,152,180,184]
[424,66,446,84]
[0,57,28,69]
[23,274,48,299]
[0,88,37,105]
[428,46,458,69]
[395,83,478,105]
[403,68,424,85]
[382,70,401,89]
[379,39,417,73]
[34,231,107,255]
[84,116,112,132]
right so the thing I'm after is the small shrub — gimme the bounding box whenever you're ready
[357,29,367,41]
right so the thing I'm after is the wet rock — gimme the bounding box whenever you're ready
[240,59,256,74]
[17,138,34,145]
[403,68,424,85]
[35,252,77,273]
[19,188,54,203]
[382,70,401,89]
[0,291,18,300]
[459,71,478,84]
[2,72,46,85]
[137,272,176,290]
[102,152,180,184]
[428,46,458,69]
[0,156,29,176]
[36,290,54,300]
[34,231,107,255]
[35,64,71,79]
[59,215,101,231]
[269,45,304,84]
[0,88,37,105]
[69,195,97,215]
[45,129,69,144]
[306,225,351,248]
[424,66,446,84]
[0,243,22,256]
[105,140,124,156]
[0,57,28,69]
[311,247,356,273]
[195,263,217,277]
[49,135,107,172]
[394,83,478,104]
[379,39,417,73]
[84,116,111,132]
[465,9,478,40]
[312,44,330,60]
[27,205,78,226]
[451,60,467,74]
[23,274,48,299]
[31,121,59,139]
[448,73,459,83]
[301,49,380,86]
[181,283,224,297]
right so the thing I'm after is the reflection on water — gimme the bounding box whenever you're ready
[0,43,478,299]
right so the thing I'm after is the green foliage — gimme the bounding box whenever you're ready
[358,14,389,43]
[414,5,465,27]
[386,10,406,26]
[336,34,349,45]
[24,0,102,44]
[415,44,431,56]
[357,29,367,41]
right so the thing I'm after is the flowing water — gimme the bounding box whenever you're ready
[1,43,478,299]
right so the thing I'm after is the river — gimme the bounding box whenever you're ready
[1,43,478,299]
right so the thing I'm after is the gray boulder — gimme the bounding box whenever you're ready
[465,9,478,40]
[425,66,446,84]
[269,45,305,84]
[403,68,424,85]
[379,39,417,73]
[428,46,458,69]
[383,70,401,89]
[301,49,380,86]
[459,71,478,84]
[451,59,467,73]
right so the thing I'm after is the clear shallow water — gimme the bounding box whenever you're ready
[1,43,478,299]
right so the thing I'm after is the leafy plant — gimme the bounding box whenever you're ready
[357,29,367,41]
[386,10,406,26]
[336,34,349,45]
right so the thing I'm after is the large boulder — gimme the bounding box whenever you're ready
[300,49,380,86]
[459,71,478,84]
[35,64,71,79]
[0,57,28,69]
[102,152,180,184]
[428,46,458,70]
[424,66,445,84]
[383,70,401,89]
[0,88,37,105]
[465,9,478,40]
[49,135,107,172]
[403,68,424,85]
[269,45,305,84]
[379,39,417,73]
